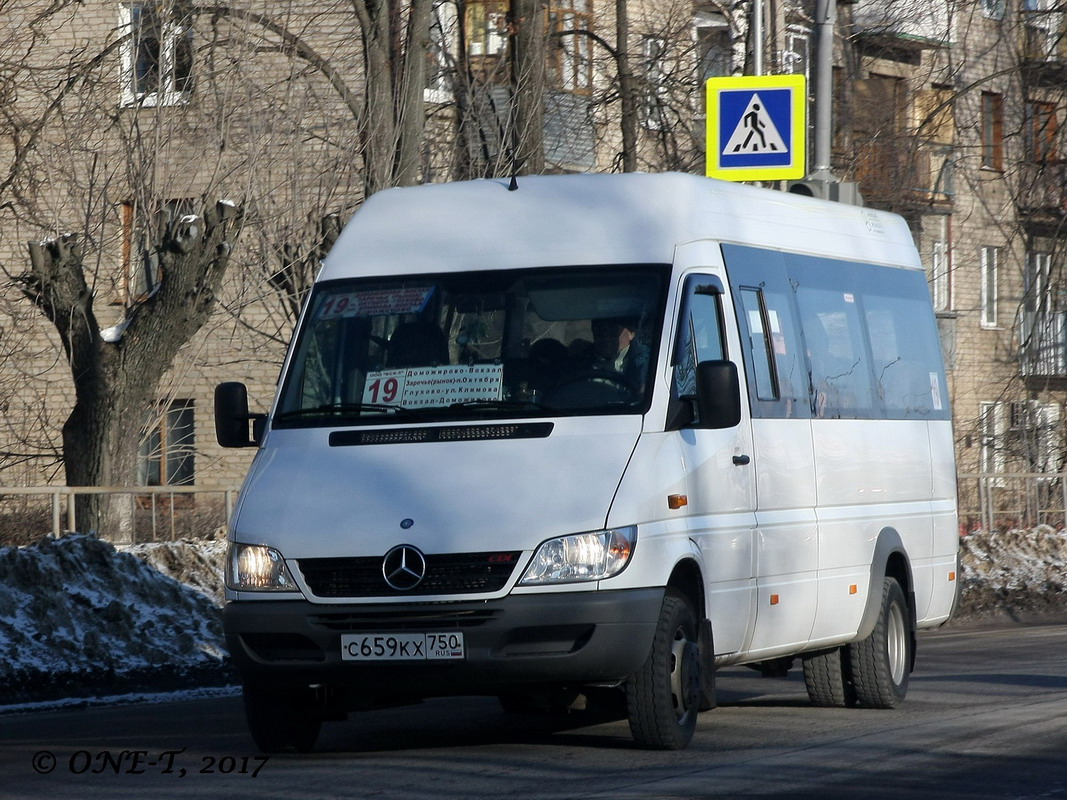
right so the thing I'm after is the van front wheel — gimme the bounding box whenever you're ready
[626,590,702,750]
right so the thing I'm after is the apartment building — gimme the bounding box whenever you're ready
[0,0,1063,513]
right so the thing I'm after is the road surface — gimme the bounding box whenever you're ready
[1,622,1065,798]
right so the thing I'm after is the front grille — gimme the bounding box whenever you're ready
[297,551,523,598]
[329,423,553,447]
[309,608,501,631]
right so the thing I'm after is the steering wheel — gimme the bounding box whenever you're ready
[543,369,636,408]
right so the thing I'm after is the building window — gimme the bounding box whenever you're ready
[1025,100,1058,164]
[981,245,999,328]
[980,92,1004,170]
[782,24,810,80]
[979,401,1005,475]
[549,0,593,94]
[930,219,951,312]
[981,0,1005,20]
[122,198,195,304]
[425,1,458,103]
[139,400,195,486]
[640,35,668,129]
[1026,250,1053,313]
[465,0,508,59]
[695,11,731,83]
[120,2,194,106]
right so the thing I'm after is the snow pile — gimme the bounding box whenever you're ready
[0,534,229,705]
[0,527,1065,706]
[956,526,1067,624]
[122,531,228,606]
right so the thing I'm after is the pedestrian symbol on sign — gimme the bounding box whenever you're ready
[723,94,787,155]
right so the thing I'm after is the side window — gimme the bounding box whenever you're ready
[672,275,726,401]
[793,279,876,419]
[722,244,809,419]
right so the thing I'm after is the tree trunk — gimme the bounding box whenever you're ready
[358,0,433,196]
[21,202,244,536]
[511,0,547,174]
[616,0,637,172]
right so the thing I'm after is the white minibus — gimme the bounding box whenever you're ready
[216,172,959,752]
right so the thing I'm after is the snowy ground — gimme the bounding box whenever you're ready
[0,527,1064,708]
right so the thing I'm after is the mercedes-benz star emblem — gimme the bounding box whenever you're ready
[382,544,427,591]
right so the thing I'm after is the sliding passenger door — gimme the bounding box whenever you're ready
[721,244,819,656]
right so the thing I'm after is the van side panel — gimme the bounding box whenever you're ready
[809,418,934,643]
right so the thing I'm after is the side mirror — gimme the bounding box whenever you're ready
[215,382,264,448]
[695,360,742,429]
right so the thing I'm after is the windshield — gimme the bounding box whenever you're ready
[274,265,668,426]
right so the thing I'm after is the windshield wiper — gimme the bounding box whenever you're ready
[275,402,414,421]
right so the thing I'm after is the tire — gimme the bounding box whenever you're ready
[626,590,702,750]
[243,683,323,753]
[848,577,912,708]
[802,647,856,707]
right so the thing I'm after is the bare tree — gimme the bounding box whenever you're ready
[18,204,243,532]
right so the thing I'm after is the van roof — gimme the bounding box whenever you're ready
[322,172,921,279]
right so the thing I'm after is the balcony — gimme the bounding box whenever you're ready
[1016,161,1067,219]
[852,138,954,211]
[851,0,953,50]
[1020,11,1067,84]
[1020,311,1067,378]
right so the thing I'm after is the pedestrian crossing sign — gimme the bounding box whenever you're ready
[706,74,807,181]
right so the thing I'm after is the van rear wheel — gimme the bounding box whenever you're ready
[848,577,911,708]
[625,590,702,750]
[802,647,856,707]
[242,683,322,753]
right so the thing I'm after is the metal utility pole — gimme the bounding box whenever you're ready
[789,0,864,204]
[811,0,835,181]
[753,0,764,75]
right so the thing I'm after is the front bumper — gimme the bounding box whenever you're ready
[224,587,664,698]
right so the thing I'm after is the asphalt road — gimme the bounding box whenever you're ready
[1,622,1065,799]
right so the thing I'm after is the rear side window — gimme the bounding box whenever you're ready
[860,267,949,419]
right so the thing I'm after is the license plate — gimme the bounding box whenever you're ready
[340,632,465,661]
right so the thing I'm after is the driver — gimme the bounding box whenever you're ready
[590,316,649,393]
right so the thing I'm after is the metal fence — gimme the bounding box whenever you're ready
[0,485,239,545]
[958,472,1067,535]
[2,474,1062,545]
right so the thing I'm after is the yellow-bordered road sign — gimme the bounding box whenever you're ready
[706,74,807,181]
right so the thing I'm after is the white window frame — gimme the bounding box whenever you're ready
[425,1,458,104]
[980,401,1006,476]
[981,245,999,329]
[782,23,811,80]
[929,216,951,312]
[119,1,193,107]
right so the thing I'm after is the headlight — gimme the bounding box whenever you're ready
[227,543,299,591]
[518,526,636,585]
